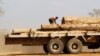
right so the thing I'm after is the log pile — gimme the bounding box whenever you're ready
[61,16,100,31]
[41,16,100,31]
[62,16,100,24]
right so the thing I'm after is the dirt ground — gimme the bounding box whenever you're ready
[2,53,100,56]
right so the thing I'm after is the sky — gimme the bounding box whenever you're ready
[0,0,100,29]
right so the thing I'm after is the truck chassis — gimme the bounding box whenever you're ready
[5,29,100,54]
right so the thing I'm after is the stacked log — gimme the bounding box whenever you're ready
[41,16,100,31]
[62,16,100,24]
[60,24,100,31]
[60,16,100,31]
[41,24,59,30]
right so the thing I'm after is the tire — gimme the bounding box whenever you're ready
[43,44,48,53]
[47,39,64,54]
[66,38,82,54]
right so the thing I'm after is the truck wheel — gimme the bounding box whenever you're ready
[66,38,82,54]
[47,39,64,54]
[43,44,48,53]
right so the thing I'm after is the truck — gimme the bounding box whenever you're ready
[5,16,100,54]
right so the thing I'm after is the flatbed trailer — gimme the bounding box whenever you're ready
[5,28,100,54]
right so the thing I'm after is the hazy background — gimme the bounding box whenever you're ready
[0,0,100,29]
[0,0,100,55]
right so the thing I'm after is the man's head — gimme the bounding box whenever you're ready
[55,16,58,19]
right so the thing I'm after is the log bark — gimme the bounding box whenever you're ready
[62,16,100,24]
[60,24,100,31]
[60,16,100,31]
[41,24,59,30]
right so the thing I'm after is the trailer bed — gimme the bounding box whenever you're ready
[7,29,100,38]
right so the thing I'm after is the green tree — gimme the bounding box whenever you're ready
[89,9,100,17]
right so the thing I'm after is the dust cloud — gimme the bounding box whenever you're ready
[0,29,45,55]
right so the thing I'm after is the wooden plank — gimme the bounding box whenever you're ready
[87,32,100,35]
[13,28,30,33]
[8,34,28,38]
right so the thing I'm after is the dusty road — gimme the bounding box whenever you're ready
[2,53,100,56]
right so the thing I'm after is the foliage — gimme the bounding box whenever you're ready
[89,9,100,17]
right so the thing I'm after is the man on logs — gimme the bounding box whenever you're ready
[49,16,58,24]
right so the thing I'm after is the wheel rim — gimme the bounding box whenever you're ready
[71,43,78,50]
[48,39,64,54]
[52,43,59,51]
